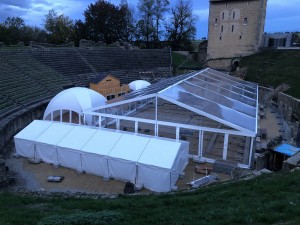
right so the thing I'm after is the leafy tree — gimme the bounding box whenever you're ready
[73,19,88,46]
[120,0,136,42]
[84,0,129,44]
[23,26,47,44]
[0,24,9,44]
[43,9,74,44]
[165,0,197,50]
[3,17,25,45]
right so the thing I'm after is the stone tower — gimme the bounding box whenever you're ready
[207,0,267,70]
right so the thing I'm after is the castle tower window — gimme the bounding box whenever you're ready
[222,12,224,20]
[221,25,223,33]
[225,3,228,7]
[232,25,234,32]
[215,18,218,25]
[239,35,242,40]
[244,18,248,25]
[233,11,235,19]
[219,36,222,40]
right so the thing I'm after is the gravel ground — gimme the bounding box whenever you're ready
[2,156,232,197]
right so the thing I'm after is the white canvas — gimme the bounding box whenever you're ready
[14,120,52,158]
[137,138,189,192]
[35,122,75,164]
[81,129,122,178]
[56,126,98,171]
[107,134,151,182]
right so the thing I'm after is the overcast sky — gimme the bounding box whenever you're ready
[0,0,299,39]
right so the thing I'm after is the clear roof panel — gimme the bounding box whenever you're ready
[116,72,197,101]
[159,84,256,133]
[198,70,257,100]
[158,68,257,134]
[92,68,258,134]
[179,81,256,117]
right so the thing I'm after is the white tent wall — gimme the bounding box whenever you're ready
[14,120,53,158]
[136,138,189,192]
[107,134,151,183]
[56,126,98,171]
[81,130,123,178]
[35,123,75,164]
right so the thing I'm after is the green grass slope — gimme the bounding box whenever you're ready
[0,171,299,225]
[240,49,300,98]
[172,52,202,74]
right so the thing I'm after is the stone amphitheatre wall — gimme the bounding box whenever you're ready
[0,99,49,157]
[277,93,300,119]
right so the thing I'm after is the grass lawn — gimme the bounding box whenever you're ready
[0,171,300,225]
[240,49,300,98]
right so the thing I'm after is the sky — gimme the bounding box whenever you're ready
[0,0,299,39]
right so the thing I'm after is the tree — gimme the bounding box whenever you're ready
[137,0,155,47]
[165,0,197,50]
[84,0,129,44]
[73,20,88,46]
[3,17,25,45]
[120,0,136,42]
[43,9,74,44]
[153,0,169,41]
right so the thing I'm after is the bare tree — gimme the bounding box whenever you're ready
[153,0,169,41]
[165,0,197,50]
[137,0,155,47]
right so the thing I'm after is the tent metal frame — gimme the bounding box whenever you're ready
[81,69,258,168]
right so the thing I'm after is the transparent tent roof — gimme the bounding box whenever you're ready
[88,68,258,135]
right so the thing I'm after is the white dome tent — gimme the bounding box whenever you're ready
[129,80,151,91]
[43,87,106,125]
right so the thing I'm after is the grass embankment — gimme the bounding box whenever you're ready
[172,51,202,74]
[240,49,300,98]
[0,171,300,225]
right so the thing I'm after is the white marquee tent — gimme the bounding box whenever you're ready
[129,80,151,91]
[14,120,52,158]
[43,87,106,125]
[14,120,189,192]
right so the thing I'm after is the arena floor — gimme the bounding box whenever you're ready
[6,157,230,194]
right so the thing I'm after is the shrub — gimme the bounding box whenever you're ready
[37,211,122,225]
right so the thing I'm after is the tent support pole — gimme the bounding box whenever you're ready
[98,116,102,127]
[135,121,138,134]
[69,110,72,123]
[60,110,62,122]
[198,131,204,158]
[51,112,53,121]
[248,137,254,168]
[116,119,120,130]
[223,133,229,160]
[155,95,158,136]
[176,127,180,140]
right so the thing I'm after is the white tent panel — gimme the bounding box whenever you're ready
[43,87,106,125]
[56,126,98,171]
[35,123,75,164]
[107,134,151,182]
[14,120,52,158]
[81,130,122,178]
[137,138,189,192]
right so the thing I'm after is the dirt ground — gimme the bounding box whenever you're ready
[5,157,230,195]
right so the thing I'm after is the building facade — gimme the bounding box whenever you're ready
[262,33,293,48]
[207,0,267,69]
[90,74,130,100]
